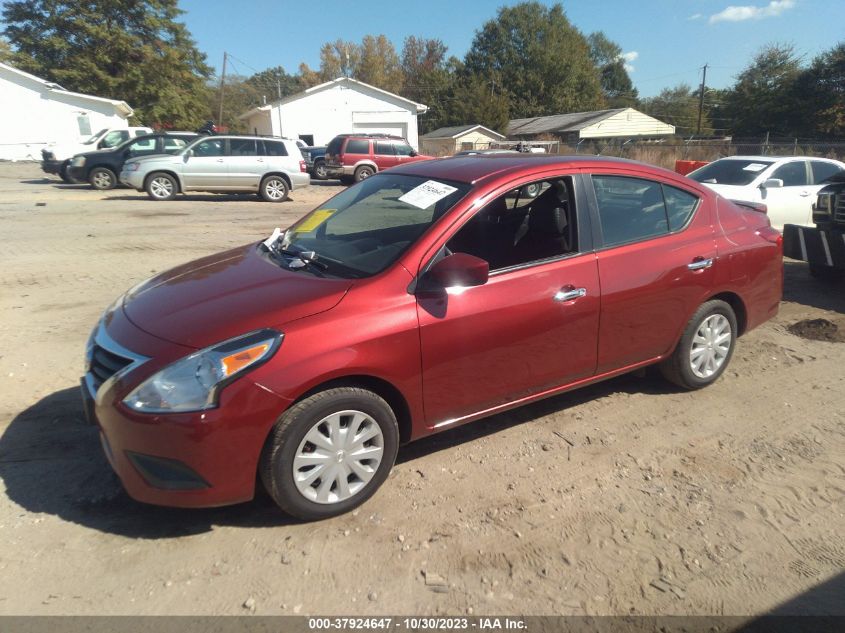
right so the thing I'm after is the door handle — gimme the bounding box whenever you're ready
[216,158,224,162]
[687,257,713,270]
[553,286,587,302]
[799,191,810,197]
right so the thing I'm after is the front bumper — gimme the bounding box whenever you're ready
[41,158,66,175]
[81,313,291,508]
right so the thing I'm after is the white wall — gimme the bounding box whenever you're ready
[0,67,129,160]
[249,82,422,148]
[580,108,675,139]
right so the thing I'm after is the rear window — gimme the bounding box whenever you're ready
[345,139,369,154]
[326,137,343,156]
[688,159,774,186]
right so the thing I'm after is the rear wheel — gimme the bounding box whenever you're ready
[354,165,375,182]
[259,387,399,520]
[313,160,328,180]
[89,167,117,190]
[660,299,737,390]
[260,175,289,202]
[145,172,177,201]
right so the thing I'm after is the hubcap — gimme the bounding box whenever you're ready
[266,179,286,199]
[689,314,732,378]
[93,171,112,188]
[150,177,172,198]
[293,410,384,504]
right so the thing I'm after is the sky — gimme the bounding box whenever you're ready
[177,0,844,99]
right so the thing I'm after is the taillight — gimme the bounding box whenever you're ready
[757,227,783,248]
[299,160,307,173]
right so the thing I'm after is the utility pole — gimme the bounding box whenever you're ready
[217,51,228,127]
[276,79,283,138]
[696,63,708,136]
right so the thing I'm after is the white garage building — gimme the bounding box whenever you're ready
[239,77,428,149]
[0,62,133,161]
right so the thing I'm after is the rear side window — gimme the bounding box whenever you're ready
[229,138,257,156]
[374,141,394,155]
[129,137,156,153]
[262,140,289,156]
[771,161,808,186]
[593,176,669,247]
[164,137,189,151]
[345,139,369,154]
[663,185,699,230]
[810,160,843,184]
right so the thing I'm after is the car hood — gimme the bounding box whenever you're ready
[122,243,353,349]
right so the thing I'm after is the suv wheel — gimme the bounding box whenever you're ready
[313,160,328,180]
[354,166,375,182]
[145,172,177,201]
[260,175,290,202]
[259,387,399,520]
[89,167,117,190]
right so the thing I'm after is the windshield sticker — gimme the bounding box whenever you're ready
[399,180,458,209]
[743,163,768,172]
[292,209,336,233]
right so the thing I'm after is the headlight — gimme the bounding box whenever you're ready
[123,329,282,413]
[125,162,140,172]
[71,156,85,167]
[815,192,833,214]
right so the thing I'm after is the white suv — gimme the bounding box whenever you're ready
[120,136,309,202]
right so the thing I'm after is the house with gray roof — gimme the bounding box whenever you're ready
[508,108,674,144]
[420,124,506,156]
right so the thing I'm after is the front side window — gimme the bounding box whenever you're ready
[191,139,225,157]
[128,137,156,155]
[394,143,414,156]
[102,130,128,148]
[345,139,369,154]
[771,161,808,187]
[281,174,471,277]
[447,178,576,271]
[593,176,671,247]
[163,137,189,151]
[689,159,774,186]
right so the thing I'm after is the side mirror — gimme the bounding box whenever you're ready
[184,149,194,159]
[409,150,418,157]
[424,253,489,290]
[761,178,783,189]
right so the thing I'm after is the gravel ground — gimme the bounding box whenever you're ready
[0,162,843,616]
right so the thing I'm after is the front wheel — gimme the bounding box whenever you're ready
[89,167,117,190]
[260,175,289,202]
[145,172,177,200]
[259,387,399,520]
[660,299,737,390]
[59,163,77,184]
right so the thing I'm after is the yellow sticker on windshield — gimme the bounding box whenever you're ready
[292,209,336,233]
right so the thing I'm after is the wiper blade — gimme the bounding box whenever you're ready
[278,249,328,271]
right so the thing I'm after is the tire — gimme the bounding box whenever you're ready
[808,263,844,281]
[660,299,737,390]
[259,387,399,521]
[89,167,117,190]
[354,165,375,182]
[145,172,177,201]
[59,164,77,184]
[312,160,328,180]
[260,175,289,202]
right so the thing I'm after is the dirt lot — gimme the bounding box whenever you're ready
[0,162,843,617]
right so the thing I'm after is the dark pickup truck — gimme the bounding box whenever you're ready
[783,172,845,279]
[67,132,197,190]
[301,145,328,180]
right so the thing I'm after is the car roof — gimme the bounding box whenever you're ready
[387,154,672,185]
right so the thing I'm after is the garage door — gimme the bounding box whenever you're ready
[352,122,408,139]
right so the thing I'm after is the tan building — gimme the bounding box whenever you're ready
[420,124,506,156]
[508,108,675,144]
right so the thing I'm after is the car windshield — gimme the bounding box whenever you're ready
[279,174,471,278]
[84,129,109,145]
[688,159,775,186]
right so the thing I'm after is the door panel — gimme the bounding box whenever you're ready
[418,255,600,426]
[226,139,262,189]
[182,138,227,188]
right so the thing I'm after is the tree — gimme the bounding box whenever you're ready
[588,32,638,108]
[246,66,301,101]
[640,84,711,136]
[722,43,802,137]
[357,35,403,93]
[0,37,14,63]
[795,42,845,138]
[401,37,452,133]
[440,67,510,134]
[2,0,212,128]
[463,2,604,118]
[315,39,360,81]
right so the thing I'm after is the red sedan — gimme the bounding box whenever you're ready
[81,156,783,520]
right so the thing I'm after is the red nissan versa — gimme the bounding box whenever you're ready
[81,156,783,520]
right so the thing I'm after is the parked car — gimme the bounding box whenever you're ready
[82,155,782,520]
[324,133,433,183]
[41,126,153,182]
[119,135,309,202]
[687,155,845,230]
[67,132,198,190]
[301,145,328,179]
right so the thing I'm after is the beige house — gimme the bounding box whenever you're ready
[508,108,675,144]
[420,124,506,156]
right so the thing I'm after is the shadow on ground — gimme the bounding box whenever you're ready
[783,260,845,314]
[0,372,671,539]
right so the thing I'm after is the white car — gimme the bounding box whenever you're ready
[120,135,310,202]
[687,156,845,230]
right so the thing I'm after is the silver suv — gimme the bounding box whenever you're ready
[120,136,310,202]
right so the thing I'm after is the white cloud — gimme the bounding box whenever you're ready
[688,13,703,20]
[709,0,795,24]
[621,51,638,73]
